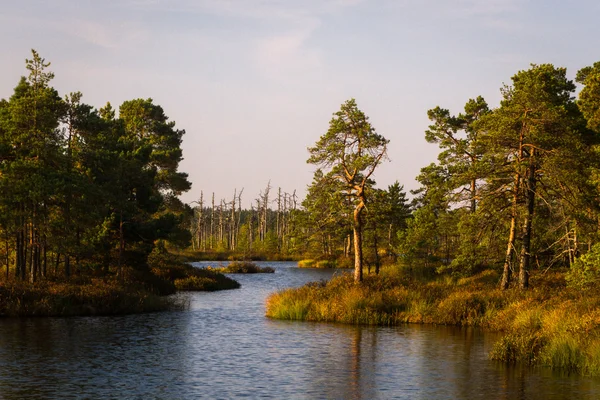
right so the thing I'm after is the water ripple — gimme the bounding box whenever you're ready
[0,262,599,399]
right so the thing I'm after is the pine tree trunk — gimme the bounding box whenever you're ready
[55,253,61,275]
[470,178,477,213]
[501,172,520,290]
[230,191,235,251]
[345,234,352,258]
[21,219,28,281]
[30,217,36,283]
[353,201,365,282]
[5,233,9,280]
[117,211,124,279]
[42,234,47,278]
[518,152,536,290]
[65,254,71,278]
[374,230,380,275]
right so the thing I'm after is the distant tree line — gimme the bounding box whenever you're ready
[196,61,600,291]
[188,183,300,255]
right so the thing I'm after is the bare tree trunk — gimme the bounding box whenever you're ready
[248,206,254,250]
[260,182,271,242]
[231,190,235,250]
[237,189,243,251]
[197,192,204,250]
[219,200,224,246]
[277,188,282,253]
[566,226,574,268]
[210,193,215,250]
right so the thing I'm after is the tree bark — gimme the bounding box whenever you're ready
[117,210,124,279]
[500,172,520,290]
[374,230,380,275]
[470,178,477,213]
[5,233,9,280]
[518,150,536,290]
[353,199,365,282]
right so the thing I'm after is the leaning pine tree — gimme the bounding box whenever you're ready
[307,99,389,282]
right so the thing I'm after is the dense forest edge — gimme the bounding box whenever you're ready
[262,61,600,376]
[0,50,240,316]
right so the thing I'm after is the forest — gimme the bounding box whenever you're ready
[190,61,600,291]
[0,50,239,315]
[3,50,600,371]
[265,61,600,375]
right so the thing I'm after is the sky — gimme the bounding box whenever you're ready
[1,0,599,207]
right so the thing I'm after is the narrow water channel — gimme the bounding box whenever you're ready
[1,261,599,399]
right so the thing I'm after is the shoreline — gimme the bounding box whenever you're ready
[265,266,600,376]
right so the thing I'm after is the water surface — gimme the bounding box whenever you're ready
[0,261,599,399]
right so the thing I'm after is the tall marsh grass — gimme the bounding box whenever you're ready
[0,279,175,317]
[266,266,600,376]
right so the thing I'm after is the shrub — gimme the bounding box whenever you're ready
[217,261,274,273]
[566,243,600,289]
[298,259,316,268]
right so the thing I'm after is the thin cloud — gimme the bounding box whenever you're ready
[58,19,150,50]
[120,0,364,22]
[254,25,323,81]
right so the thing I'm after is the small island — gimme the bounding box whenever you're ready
[210,261,275,274]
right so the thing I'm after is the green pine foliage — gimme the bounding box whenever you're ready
[0,50,238,315]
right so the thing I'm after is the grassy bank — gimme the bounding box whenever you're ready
[149,251,241,291]
[266,265,600,376]
[0,250,240,317]
[0,279,177,317]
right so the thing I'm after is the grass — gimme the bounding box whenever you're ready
[266,265,600,376]
[0,279,177,317]
[0,249,240,317]
[210,261,275,274]
[149,251,241,291]
[297,257,353,269]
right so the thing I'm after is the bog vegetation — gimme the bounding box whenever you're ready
[262,61,600,376]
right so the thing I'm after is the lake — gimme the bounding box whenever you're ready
[1,261,599,399]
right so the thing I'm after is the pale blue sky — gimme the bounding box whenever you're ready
[1,0,599,206]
